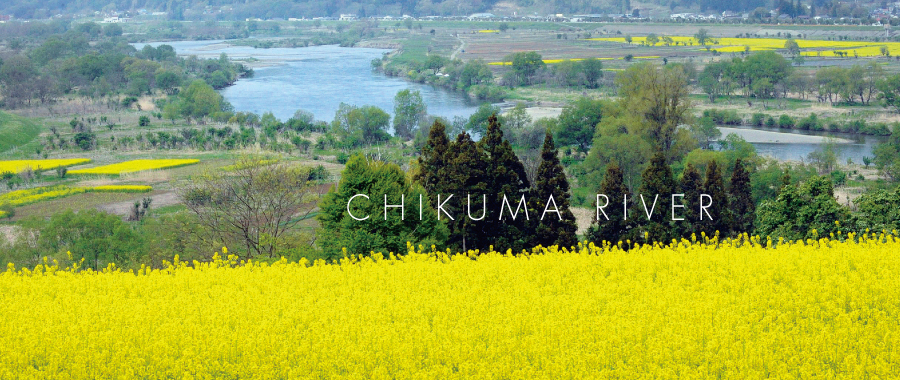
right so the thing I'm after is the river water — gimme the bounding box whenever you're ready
[136,40,885,162]
[136,40,479,123]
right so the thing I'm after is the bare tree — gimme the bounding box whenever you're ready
[179,157,320,258]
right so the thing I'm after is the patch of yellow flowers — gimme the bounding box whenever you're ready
[591,36,900,57]
[68,159,199,175]
[1,233,899,378]
[89,185,153,193]
[0,185,153,208]
[0,159,90,173]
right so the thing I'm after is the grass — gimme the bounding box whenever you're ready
[0,112,43,153]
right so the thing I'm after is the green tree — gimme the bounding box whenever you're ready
[505,51,545,85]
[873,129,900,180]
[443,132,489,251]
[393,89,427,140]
[529,131,577,249]
[616,63,694,161]
[755,176,850,241]
[479,114,532,252]
[35,209,144,270]
[465,103,503,136]
[853,186,900,232]
[581,58,604,89]
[318,154,448,260]
[554,97,607,152]
[729,158,755,234]
[331,103,391,147]
[784,39,800,56]
[700,160,731,237]
[587,162,632,246]
[415,120,452,199]
[678,163,703,238]
[878,73,900,113]
[694,28,710,45]
[636,151,677,243]
[174,79,226,122]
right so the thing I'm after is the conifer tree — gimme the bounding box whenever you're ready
[414,120,451,198]
[587,162,631,246]
[729,158,755,235]
[678,163,703,239]
[443,132,489,251]
[478,114,531,252]
[529,131,578,249]
[637,151,676,243]
[701,160,731,237]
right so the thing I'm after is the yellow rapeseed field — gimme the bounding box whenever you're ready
[0,185,87,207]
[591,36,900,57]
[0,159,90,173]
[89,185,153,192]
[68,159,200,175]
[0,185,153,208]
[1,234,899,378]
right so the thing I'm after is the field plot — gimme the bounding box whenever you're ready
[0,159,91,173]
[590,36,900,57]
[1,236,898,378]
[68,159,200,175]
[0,185,153,208]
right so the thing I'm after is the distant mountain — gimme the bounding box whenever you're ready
[0,0,862,20]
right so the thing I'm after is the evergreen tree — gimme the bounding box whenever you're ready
[529,131,578,249]
[587,162,632,246]
[678,163,703,239]
[478,114,531,252]
[700,160,731,237]
[444,132,489,252]
[637,151,677,243]
[414,120,451,199]
[729,158,755,235]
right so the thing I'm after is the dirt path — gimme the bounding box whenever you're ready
[97,191,181,217]
[451,34,466,60]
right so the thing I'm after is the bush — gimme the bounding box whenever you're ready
[765,116,776,128]
[138,116,151,127]
[751,113,766,126]
[121,96,138,108]
[702,109,743,125]
[336,152,349,164]
[796,113,820,131]
[829,170,847,186]
[777,114,795,129]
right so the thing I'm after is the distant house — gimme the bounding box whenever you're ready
[468,13,496,20]
[339,14,357,21]
[572,14,605,22]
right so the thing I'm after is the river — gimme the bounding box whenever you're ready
[135,40,885,162]
[135,40,479,123]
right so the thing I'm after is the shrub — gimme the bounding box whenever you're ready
[751,113,766,126]
[796,113,820,131]
[138,116,151,127]
[777,114,795,129]
[765,116,776,128]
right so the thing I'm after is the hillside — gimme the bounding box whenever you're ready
[0,112,41,154]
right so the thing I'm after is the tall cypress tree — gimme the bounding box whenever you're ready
[530,131,578,249]
[729,158,755,235]
[701,160,731,237]
[443,132,488,252]
[415,120,451,198]
[637,151,677,243]
[478,114,531,252]
[587,162,632,246]
[678,163,703,239]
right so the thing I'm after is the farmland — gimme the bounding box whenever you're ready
[1,235,899,378]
